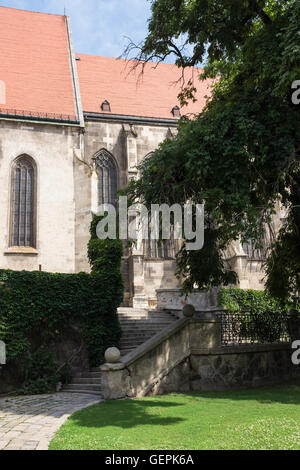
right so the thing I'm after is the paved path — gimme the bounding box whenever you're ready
[0,393,102,450]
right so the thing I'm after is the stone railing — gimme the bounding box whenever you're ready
[100,310,221,399]
[100,309,300,399]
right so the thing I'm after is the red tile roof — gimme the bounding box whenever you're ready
[0,6,77,120]
[76,54,214,120]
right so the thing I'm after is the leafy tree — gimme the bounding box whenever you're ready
[126,0,300,303]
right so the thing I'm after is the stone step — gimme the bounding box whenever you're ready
[120,332,155,336]
[120,326,172,331]
[120,329,160,335]
[120,336,160,340]
[119,342,147,348]
[120,335,155,348]
[72,371,102,379]
[62,390,102,396]
[120,337,153,342]
[120,327,172,332]
[119,320,173,324]
[118,314,151,318]
[119,320,174,325]
[64,383,102,392]
[83,371,102,379]
[120,349,134,355]
[119,337,155,343]
[119,312,174,317]
[70,377,102,385]
[90,367,102,372]
[118,308,149,313]
[119,344,146,350]
[119,318,172,325]
[118,312,174,317]
[121,324,168,328]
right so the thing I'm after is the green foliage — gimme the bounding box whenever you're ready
[88,214,123,275]
[126,0,300,300]
[130,0,288,67]
[0,215,124,395]
[218,288,288,314]
[266,209,300,308]
[177,230,237,294]
[18,346,58,395]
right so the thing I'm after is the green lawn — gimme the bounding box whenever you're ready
[50,385,300,450]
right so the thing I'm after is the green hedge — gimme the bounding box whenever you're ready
[218,288,288,314]
[0,214,124,394]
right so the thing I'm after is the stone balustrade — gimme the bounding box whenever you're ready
[100,310,300,399]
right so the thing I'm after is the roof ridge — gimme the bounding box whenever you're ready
[0,5,65,18]
[76,53,203,71]
[0,5,78,121]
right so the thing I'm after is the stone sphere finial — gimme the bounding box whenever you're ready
[183,304,195,318]
[105,347,121,363]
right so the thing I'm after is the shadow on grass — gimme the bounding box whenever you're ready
[186,383,300,405]
[68,384,300,431]
[69,398,186,429]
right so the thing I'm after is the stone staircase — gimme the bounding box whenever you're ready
[118,307,178,356]
[62,307,178,396]
[62,369,103,396]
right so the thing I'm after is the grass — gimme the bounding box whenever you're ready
[49,385,300,450]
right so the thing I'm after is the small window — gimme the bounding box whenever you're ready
[171,105,181,118]
[101,100,111,112]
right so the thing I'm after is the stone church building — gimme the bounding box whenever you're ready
[0,6,280,309]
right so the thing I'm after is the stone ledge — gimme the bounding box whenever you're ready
[4,247,38,256]
[100,362,125,372]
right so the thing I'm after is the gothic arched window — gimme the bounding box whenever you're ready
[10,155,36,248]
[144,152,154,160]
[95,150,118,207]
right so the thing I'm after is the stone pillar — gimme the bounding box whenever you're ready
[100,362,131,400]
[0,341,6,365]
[189,314,222,350]
[131,255,149,309]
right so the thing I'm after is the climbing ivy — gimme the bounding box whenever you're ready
[0,215,123,394]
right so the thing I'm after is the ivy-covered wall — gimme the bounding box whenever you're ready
[0,215,124,395]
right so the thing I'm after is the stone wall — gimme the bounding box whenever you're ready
[156,288,219,312]
[81,118,180,306]
[156,344,297,394]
